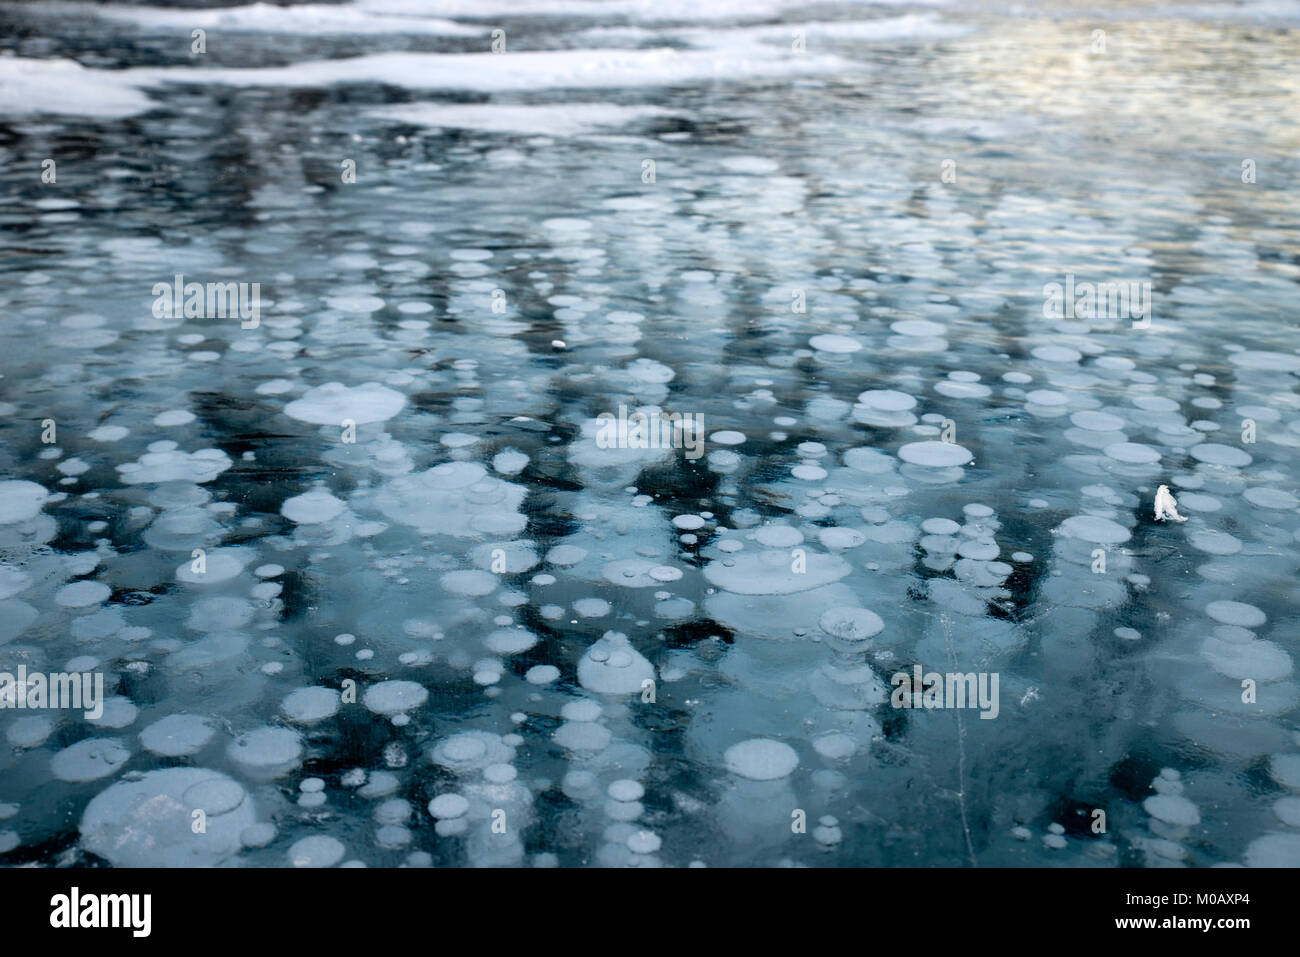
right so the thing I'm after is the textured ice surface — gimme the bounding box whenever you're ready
[0,0,1297,871]
[81,769,255,866]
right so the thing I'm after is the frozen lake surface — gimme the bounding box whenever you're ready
[1,0,1299,867]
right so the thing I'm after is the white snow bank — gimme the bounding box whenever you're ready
[368,102,671,136]
[0,56,154,118]
[3,2,482,35]
[126,45,853,93]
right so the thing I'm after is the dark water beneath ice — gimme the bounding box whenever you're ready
[0,0,1299,867]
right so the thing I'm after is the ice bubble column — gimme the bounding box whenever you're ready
[428,730,530,866]
[1135,769,1201,867]
[1036,510,1135,682]
[809,607,887,715]
[714,739,802,860]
